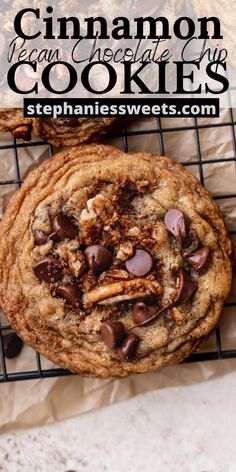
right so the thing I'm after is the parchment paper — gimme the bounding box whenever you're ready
[0,109,235,433]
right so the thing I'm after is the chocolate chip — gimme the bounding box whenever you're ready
[100,321,126,348]
[132,301,159,326]
[117,334,139,361]
[173,269,197,305]
[33,257,62,283]
[184,246,210,272]
[85,245,113,273]
[2,332,23,359]
[12,125,32,142]
[55,283,81,309]
[125,249,153,276]
[34,230,48,246]
[164,209,189,245]
[53,214,78,240]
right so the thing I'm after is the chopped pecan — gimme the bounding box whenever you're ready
[79,207,102,244]
[12,125,32,141]
[89,194,113,222]
[127,226,142,238]
[82,278,162,306]
[79,194,113,243]
[106,269,129,280]
[151,224,168,246]
[57,241,86,277]
[68,251,86,277]
[171,263,179,274]
[116,241,134,261]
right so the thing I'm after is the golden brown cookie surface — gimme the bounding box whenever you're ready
[0,145,232,377]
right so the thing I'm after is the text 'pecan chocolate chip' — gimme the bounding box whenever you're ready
[125,249,153,276]
[3,332,23,359]
[184,247,210,272]
[117,334,139,361]
[100,321,126,348]
[55,283,81,309]
[33,257,62,283]
[34,230,48,246]
[53,214,78,240]
[85,245,113,273]
[164,209,189,245]
[132,301,159,326]
[174,269,197,305]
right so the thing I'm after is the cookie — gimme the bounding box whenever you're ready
[0,109,119,146]
[0,145,232,378]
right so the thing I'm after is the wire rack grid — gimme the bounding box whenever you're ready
[0,111,236,383]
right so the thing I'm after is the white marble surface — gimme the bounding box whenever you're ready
[1,369,236,472]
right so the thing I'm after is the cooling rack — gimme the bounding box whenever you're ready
[0,109,235,382]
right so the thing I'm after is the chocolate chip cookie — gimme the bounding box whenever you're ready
[0,109,119,146]
[0,145,232,377]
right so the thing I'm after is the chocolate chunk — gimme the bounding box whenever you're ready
[2,193,14,215]
[55,283,81,309]
[184,246,210,272]
[85,245,113,273]
[132,270,197,328]
[53,214,78,240]
[100,321,126,348]
[33,257,62,282]
[12,125,32,141]
[132,301,159,326]
[132,302,172,328]
[164,209,189,245]
[34,230,48,246]
[2,332,23,359]
[173,269,197,306]
[125,249,153,276]
[0,31,5,57]
[117,334,139,361]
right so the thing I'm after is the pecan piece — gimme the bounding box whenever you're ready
[82,278,162,306]
[12,125,32,141]
[79,194,115,243]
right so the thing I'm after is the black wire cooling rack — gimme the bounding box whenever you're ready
[0,110,236,382]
